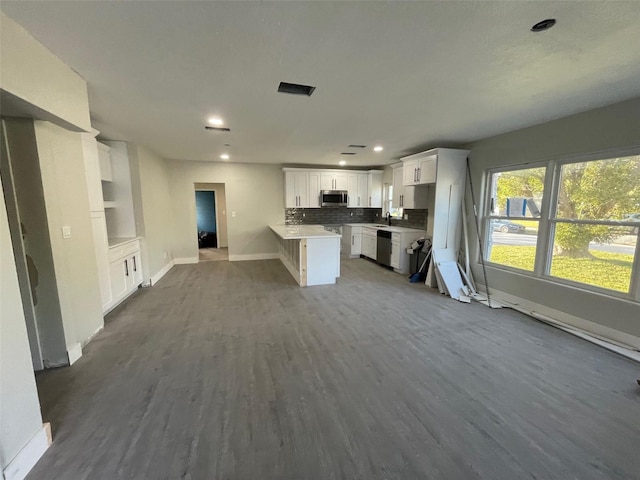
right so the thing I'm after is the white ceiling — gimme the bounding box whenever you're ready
[2,1,640,167]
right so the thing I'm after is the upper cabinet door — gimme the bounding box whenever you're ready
[334,173,348,191]
[308,172,321,207]
[417,155,437,184]
[357,174,368,207]
[285,171,309,207]
[367,171,382,208]
[392,167,404,208]
[347,174,359,207]
[403,159,418,186]
[320,172,334,190]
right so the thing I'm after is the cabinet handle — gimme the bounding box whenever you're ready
[417,167,420,182]
[414,168,417,182]
[133,256,137,272]
[352,235,354,246]
[369,195,371,206]
[125,259,129,277]
[358,196,360,206]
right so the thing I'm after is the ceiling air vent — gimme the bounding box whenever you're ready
[205,126,231,132]
[348,145,366,148]
[278,82,316,96]
[340,152,356,155]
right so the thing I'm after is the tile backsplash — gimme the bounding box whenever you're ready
[284,207,428,231]
[285,208,382,225]
[390,209,429,230]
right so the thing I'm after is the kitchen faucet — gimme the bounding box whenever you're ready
[385,211,392,226]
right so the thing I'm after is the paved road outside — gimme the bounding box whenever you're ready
[490,232,636,255]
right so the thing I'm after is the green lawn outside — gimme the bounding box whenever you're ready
[488,245,633,293]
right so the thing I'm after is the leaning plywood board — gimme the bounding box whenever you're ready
[436,261,465,300]
[427,248,457,287]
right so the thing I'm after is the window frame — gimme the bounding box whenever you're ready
[482,147,640,301]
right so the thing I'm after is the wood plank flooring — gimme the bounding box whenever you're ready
[27,258,640,479]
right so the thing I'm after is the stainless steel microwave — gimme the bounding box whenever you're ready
[321,190,348,207]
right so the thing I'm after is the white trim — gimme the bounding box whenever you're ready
[150,260,175,286]
[228,253,280,262]
[174,257,199,265]
[67,342,82,365]
[2,424,50,480]
[488,287,640,353]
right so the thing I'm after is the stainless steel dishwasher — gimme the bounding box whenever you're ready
[376,229,392,267]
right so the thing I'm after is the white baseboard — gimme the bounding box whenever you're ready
[489,287,640,353]
[229,253,280,262]
[2,424,50,480]
[174,257,199,265]
[67,342,82,365]
[150,260,175,285]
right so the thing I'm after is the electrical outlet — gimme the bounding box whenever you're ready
[350,212,353,216]
[302,212,305,217]
[231,211,237,218]
[404,214,408,220]
[62,225,71,238]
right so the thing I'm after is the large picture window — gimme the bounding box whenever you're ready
[549,156,639,293]
[484,153,640,297]
[486,166,546,271]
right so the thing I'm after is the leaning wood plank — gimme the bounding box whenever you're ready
[436,261,465,300]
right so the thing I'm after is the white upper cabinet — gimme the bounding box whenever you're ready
[285,168,383,209]
[347,173,368,207]
[321,172,348,191]
[367,171,383,208]
[285,171,309,208]
[308,172,321,207]
[392,164,428,209]
[402,151,438,186]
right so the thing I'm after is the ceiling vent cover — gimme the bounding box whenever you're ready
[340,152,356,155]
[205,126,231,132]
[348,145,366,148]
[278,82,316,96]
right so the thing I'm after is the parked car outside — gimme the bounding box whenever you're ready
[491,220,526,233]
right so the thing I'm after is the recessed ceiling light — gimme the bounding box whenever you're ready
[339,160,346,166]
[220,154,229,160]
[531,18,556,32]
[373,146,383,152]
[208,117,224,126]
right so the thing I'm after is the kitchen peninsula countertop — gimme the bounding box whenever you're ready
[269,225,341,240]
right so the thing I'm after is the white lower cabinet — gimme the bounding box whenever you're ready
[106,239,142,312]
[361,228,377,260]
[390,235,401,269]
[342,225,362,258]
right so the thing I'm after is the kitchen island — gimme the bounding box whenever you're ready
[270,225,341,286]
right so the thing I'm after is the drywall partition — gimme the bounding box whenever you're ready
[194,182,229,248]
[131,144,174,281]
[169,162,282,261]
[0,178,47,478]
[465,97,640,345]
[0,13,90,132]
[1,118,68,367]
[33,121,104,352]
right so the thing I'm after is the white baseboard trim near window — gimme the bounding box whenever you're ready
[174,257,199,265]
[2,423,51,480]
[67,342,83,365]
[228,253,280,262]
[150,260,175,286]
[489,287,640,358]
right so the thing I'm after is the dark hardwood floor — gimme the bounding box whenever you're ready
[28,258,640,479]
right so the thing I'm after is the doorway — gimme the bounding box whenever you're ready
[195,185,228,262]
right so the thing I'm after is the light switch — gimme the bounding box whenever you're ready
[231,211,237,218]
[62,225,72,238]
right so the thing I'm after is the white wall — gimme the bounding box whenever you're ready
[0,179,45,473]
[34,121,104,350]
[168,161,284,261]
[465,97,640,344]
[0,12,90,132]
[131,144,175,280]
